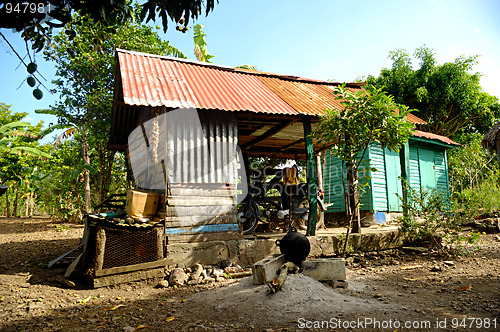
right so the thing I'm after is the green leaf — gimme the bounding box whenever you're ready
[10,146,52,158]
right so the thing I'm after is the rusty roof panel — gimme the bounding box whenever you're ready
[413,130,460,146]
[117,51,198,108]
[407,113,427,125]
[256,76,345,116]
[178,63,298,115]
[116,49,430,125]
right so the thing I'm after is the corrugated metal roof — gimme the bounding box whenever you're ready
[179,62,298,114]
[115,49,428,124]
[117,49,298,115]
[117,51,198,108]
[256,76,345,116]
[407,113,427,125]
[413,130,460,146]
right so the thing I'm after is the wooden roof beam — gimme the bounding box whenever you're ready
[241,119,297,149]
[280,138,305,151]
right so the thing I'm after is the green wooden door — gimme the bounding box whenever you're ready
[385,148,403,211]
[418,148,436,190]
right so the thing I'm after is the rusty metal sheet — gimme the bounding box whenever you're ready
[117,50,198,108]
[413,130,460,146]
[116,49,430,124]
[179,63,299,115]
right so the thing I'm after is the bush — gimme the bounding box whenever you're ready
[396,179,481,255]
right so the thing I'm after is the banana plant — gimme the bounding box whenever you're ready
[0,121,51,158]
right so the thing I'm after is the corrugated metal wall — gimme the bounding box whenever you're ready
[322,150,372,213]
[369,145,389,211]
[128,108,238,190]
[322,151,345,212]
[409,143,422,191]
[323,141,452,214]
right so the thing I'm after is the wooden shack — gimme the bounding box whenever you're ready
[108,48,433,237]
[321,131,459,223]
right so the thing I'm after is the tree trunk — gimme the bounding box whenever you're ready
[347,163,361,234]
[25,192,29,217]
[30,192,35,217]
[82,136,91,213]
[5,189,10,217]
[97,145,116,204]
[13,182,19,218]
[75,175,82,213]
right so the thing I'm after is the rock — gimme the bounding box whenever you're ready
[223,266,238,274]
[216,276,226,282]
[212,268,224,278]
[443,261,455,266]
[157,280,170,288]
[330,280,348,289]
[430,265,442,272]
[402,247,429,253]
[169,268,188,286]
[203,277,216,284]
[187,278,202,285]
[374,292,382,298]
[190,264,204,281]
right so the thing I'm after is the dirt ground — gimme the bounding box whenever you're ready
[0,216,499,331]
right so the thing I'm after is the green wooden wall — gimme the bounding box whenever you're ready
[322,138,451,213]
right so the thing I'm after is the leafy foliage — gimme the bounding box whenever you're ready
[193,24,214,62]
[0,0,218,52]
[315,85,414,164]
[396,179,482,255]
[314,84,414,232]
[42,7,187,211]
[367,46,500,138]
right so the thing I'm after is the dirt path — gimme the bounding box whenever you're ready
[0,216,498,331]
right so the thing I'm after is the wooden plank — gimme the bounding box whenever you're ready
[95,258,172,277]
[168,188,235,197]
[167,197,235,206]
[164,223,239,236]
[165,214,236,227]
[162,206,236,217]
[241,120,297,149]
[92,267,166,288]
[167,230,242,244]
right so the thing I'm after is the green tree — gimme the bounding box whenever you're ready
[314,85,414,233]
[0,103,57,216]
[367,46,500,138]
[43,6,187,213]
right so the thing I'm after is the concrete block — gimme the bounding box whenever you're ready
[302,258,346,281]
[251,254,286,285]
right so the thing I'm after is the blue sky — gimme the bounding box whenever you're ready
[1,0,499,142]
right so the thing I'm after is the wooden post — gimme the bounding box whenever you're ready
[303,117,318,236]
[495,134,500,170]
[93,228,106,272]
[399,141,410,217]
[315,153,324,228]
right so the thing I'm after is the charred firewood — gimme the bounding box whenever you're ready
[267,261,299,293]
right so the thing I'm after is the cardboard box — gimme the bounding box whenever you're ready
[125,189,159,219]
